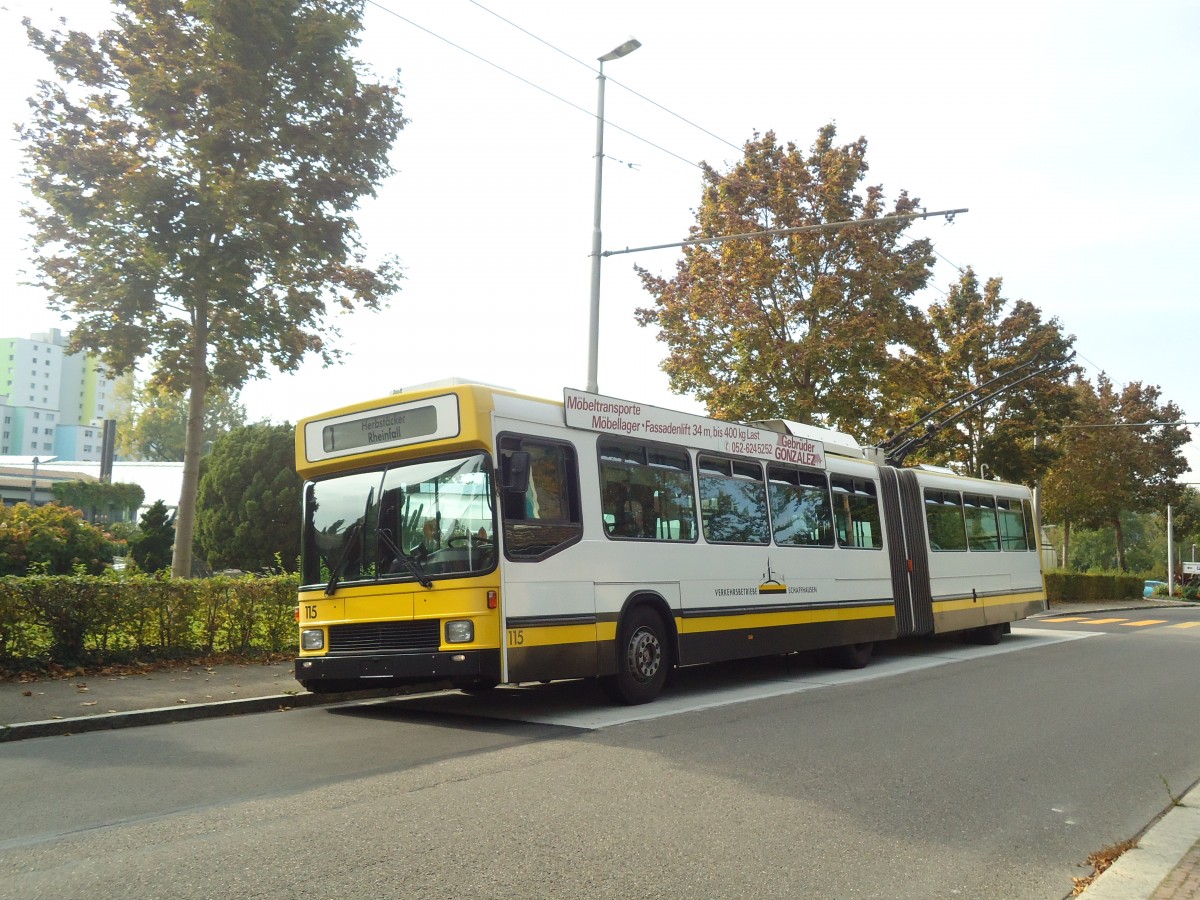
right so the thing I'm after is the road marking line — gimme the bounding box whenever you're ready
[380,628,1102,730]
[1080,618,1128,624]
[1040,616,1089,622]
[1170,622,1200,629]
[1122,619,1168,627]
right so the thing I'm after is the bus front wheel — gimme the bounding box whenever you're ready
[300,679,361,694]
[602,607,670,705]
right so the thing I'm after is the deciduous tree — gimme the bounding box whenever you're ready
[21,0,406,576]
[115,381,247,462]
[886,268,1077,483]
[1042,375,1189,570]
[635,125,933,433]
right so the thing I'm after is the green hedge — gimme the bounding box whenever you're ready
[1044,572,1144,602]
[0,573,299,670]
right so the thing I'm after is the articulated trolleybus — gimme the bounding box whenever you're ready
[295,382,1045,704]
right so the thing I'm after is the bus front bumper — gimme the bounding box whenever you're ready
[295,649,501,686]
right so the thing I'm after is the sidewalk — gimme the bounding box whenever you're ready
[1,599,1197,898]
[0,657,335,741]
[1045,598,1200,898]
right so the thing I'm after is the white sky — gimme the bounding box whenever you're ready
[1,1,1197,477]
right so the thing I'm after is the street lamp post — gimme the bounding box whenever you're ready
[586,37,640,395]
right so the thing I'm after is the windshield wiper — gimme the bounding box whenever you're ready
[324,522,362,596]
[378,528,433,589]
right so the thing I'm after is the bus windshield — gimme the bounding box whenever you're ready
[301,453,495,591]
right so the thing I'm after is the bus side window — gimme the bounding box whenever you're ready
[599,439,696,542]
[768,466,834,547]
[963,493,1000,551]
[1021,499,1038,551]
[831,475,883,549]
[499,435,582,560]
[697,454,769,545]
[996,498,1028,550]
[925,489,967,551]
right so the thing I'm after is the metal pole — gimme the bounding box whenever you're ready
[585,38,640,396]
[29,456,39,505]
[1167,503,1174,596]
[586,60,607,395]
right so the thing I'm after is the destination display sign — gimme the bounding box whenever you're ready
[563,389,826,469]
[304,393,460,463]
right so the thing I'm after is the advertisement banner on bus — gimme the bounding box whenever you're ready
[563,389,826,469]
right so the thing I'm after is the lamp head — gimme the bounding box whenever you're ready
[599,38,641,63]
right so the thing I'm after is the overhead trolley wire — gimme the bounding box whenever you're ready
[363,0,715,173]
[466,0,745,154]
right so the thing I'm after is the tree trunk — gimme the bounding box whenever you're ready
[1062,516,1071,569]
[171,308,210,578]
[1113,515,1127,572]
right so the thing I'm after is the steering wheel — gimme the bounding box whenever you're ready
[447,533,491,548]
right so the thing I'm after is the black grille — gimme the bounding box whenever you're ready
[328,620,440,653]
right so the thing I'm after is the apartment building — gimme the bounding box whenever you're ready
[0,328,130,460]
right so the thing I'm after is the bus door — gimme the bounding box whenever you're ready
[496,431,589,683]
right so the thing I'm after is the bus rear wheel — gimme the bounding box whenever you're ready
[969,623,1008,645]
[823,641,874,669]
[602,607,670,705]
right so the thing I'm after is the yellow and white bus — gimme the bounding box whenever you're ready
[294,382,1045,704]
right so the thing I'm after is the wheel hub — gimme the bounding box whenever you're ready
[627,627,661,683]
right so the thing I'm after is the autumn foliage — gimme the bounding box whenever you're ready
[636,125,933,432]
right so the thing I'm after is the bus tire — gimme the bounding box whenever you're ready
[969,623,1007,645]
[300,679,360,694]
[602,606,670,705]
[825,641,874,669]
[460,678,499,695]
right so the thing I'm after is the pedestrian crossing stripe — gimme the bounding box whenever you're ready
[1040,616,1200,630]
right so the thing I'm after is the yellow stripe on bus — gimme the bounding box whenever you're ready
[506,623,599,648]
[505,605,894,646]
[932,591,1045,614]
[679,604,893,635]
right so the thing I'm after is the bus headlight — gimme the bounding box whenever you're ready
[301,629,325,651]
[445,620,474,644]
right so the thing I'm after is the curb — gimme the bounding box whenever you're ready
[1079,783,1200,898]
[0,687,402,743]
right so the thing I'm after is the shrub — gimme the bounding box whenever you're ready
[0,503,115,576]
[1044,572,1143,602]
[0,573,299,670]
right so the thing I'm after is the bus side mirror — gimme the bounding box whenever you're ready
[501,451,531,494]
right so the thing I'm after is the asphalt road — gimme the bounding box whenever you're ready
[2,607,1198,899]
